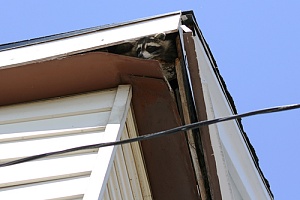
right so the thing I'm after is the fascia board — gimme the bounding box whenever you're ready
[193,34,272,199]
[0,12,181,69]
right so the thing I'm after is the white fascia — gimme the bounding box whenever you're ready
[193,33,272,199]
[0,12,181,69]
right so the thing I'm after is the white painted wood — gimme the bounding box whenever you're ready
[180,25,193,33]
[202,82,235,199]
[192,34,272,199]
[0,12,181,68]
[224,143,251,200]
[228,171,244,200]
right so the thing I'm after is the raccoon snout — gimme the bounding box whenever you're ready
[138,52,144,58]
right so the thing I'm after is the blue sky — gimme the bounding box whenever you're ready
[1,1,300,199]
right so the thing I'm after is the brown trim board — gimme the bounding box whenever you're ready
[183,32,222,199]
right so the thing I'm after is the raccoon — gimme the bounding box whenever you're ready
[133,33,176,61]
[111,33,177,81]
[130,33,177,80]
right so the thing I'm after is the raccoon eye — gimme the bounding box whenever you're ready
[146,46,160,53]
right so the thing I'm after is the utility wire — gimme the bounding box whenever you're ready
[1,103,300,168]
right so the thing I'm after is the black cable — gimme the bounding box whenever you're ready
[1,103,300,168]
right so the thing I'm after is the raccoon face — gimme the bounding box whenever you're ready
[134,33,168,60]
[136,41,163,59]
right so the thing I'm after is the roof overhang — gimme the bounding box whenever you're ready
[0,10,273,199]
[0,52,199,199]
[0,52,164,106]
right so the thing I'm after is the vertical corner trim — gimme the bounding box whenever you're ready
[182,32,222,200]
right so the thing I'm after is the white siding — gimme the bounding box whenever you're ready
[0,85,152,200]
[104,117,152,200]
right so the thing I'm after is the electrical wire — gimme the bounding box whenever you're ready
[1,103,300,168]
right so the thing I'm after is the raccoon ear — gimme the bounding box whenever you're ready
[154,33,166,40]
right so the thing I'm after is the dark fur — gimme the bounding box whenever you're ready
[106,33,178,80]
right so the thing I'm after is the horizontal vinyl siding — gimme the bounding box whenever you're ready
[0,175,90,200]
[0,89,116,134]
[0,85,151,200]
[0,128,104,163]
[0,87,128,199]
[0,150,98,188]
[103,109,152,200]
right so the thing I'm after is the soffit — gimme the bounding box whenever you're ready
[0,52,163,107]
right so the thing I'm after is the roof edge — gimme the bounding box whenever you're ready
[0,11,183,52]
[181,11,274,198]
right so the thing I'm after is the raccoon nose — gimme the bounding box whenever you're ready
[138,52,143,58]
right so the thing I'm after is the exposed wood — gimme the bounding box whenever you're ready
[183,32,222,200]
[175,57,206,200]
